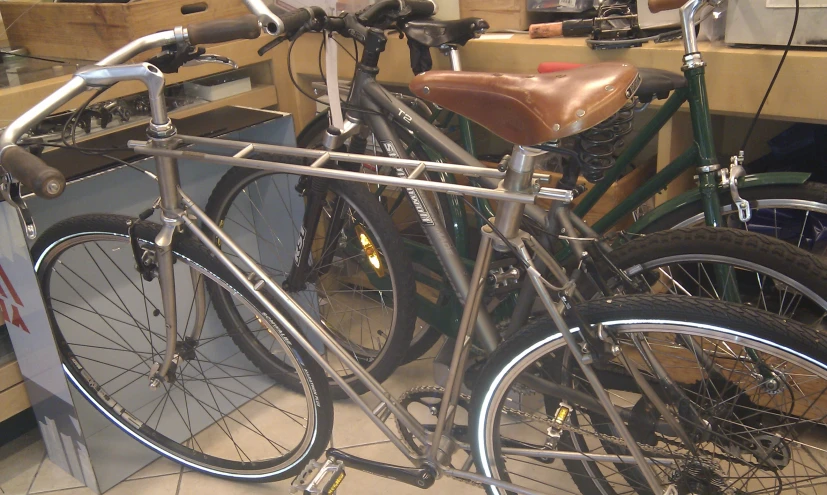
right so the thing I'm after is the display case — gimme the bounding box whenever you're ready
[1,106,296,493]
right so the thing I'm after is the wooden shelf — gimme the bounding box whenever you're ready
[0,360,29,423]
[69,84,278,144]
[0,37,274,127]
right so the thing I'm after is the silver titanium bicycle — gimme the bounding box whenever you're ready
[3,4,827,495]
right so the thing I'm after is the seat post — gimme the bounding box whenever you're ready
[493,146,545,241]
[440,44,462,71]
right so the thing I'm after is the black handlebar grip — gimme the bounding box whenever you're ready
[2,146,65,199]
[405,0,437,17]
[187,14,261,45]
[280,8,314,37]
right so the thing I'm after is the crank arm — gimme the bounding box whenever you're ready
[326,448,436,489]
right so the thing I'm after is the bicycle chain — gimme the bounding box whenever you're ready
[397,386,681,461]
[395,386,761,490]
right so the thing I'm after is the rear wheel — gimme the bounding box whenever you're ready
[472,295,827,495]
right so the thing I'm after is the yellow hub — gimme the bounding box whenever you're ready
[354,224,385,277]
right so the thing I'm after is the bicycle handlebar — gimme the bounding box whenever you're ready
[0,146,65,199]
[0,0,439,200]
[187,14,261,45]
[0,11,267,199]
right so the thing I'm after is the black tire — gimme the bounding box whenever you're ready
[609,227,827,327]
[471,295,827,495]
[205,165,417,399]
[297,111,447,363]
[32,214,333,481]
[639,182,827,258]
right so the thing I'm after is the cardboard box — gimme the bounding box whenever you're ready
[460,0,530,30]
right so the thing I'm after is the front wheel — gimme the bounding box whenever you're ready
[32,215,333,481]
[471,295,827,495]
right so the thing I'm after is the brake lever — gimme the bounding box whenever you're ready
[183,54,238,69]
[257,23,314,57]
[258,36,287,56]
[0,174,37,239]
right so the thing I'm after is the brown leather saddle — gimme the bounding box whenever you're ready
[409,62,641,146]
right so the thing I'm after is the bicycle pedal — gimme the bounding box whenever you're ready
[291,458,346,495]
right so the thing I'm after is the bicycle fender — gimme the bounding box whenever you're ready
[628,172,811,234]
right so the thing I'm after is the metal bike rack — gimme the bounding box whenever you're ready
[0,110,295,493]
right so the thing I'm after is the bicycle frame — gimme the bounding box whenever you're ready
[130,132,675,494]
[0,3,722,492]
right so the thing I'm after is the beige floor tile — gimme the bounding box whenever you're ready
[126,457,182,480]
[331,401,390,448]
[28,459,85,494]
[32,486,96,495]
[177,470,293,495]
[0,430,45,495]
[332,356,438,448]
[106,473,180,495]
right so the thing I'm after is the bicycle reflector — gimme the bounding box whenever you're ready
[355,224,385,277]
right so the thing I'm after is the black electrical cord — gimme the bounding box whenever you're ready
[0,51,66,64]
[319,36,326,81]
[28,140,155,180]
[290,31,383,117]
[740,0,799,151]
[354,39,359,65]
[288,36,332,107]
[330,36,357,61]
[57,85,131,154]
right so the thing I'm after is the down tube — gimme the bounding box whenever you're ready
[179,194,432,459]
[361,80,500,353]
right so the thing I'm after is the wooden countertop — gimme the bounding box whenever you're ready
[460,35,827,124]
[3,32,825,138]
[281,33,827,127]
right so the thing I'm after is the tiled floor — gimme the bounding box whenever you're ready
[0,341,490,495]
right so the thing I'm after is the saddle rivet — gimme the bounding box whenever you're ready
[553,124,561,131]
[605,85,614,91]
[576,109,586,117]
[423,86,430,94]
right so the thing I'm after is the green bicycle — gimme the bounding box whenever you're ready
[289,3,826,360]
